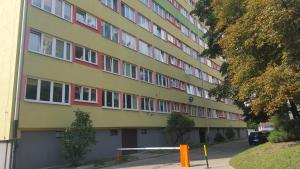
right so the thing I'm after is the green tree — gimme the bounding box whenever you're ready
[165,113,195,145]
[63,110,96,166]
[192,0,300,120]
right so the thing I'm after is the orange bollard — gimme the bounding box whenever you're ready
[180,144,190,167]
[115,150,121,164]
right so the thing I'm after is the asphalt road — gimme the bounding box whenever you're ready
[103,139,249,169]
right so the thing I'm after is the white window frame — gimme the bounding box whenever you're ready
[101,0,117,11]
[76,8,97,29]
[157,100,169,113]
[122,31,136,50]
[75,46,98,65]
[141,97,154,112]
[102,90,120,108]
[101,21,119,42]
[123,62,137,79]
[156,73,169,88]
[32,0,73,22]
[123,93,138,110]
[138,40,152,57]
[137,14,150,31]
[29,30,72,62]
[25,78,70,105]
[103,55,119,74]
[140,68,153,83]
[122,3,135,21]
[172,103,180,112]
[75,86,97,103]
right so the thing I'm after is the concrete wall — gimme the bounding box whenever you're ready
[15,131,65,169]
[137,128,167,147]
[87,129,122,160]
[0,141,11,169]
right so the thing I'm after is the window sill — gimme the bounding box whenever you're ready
[102,106,121,110]
[24,99,70,106]
[28,50,72,63]
[74,100,97,104]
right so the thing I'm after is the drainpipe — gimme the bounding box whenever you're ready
[10,0,27,168]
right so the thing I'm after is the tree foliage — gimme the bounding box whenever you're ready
[165,113,195,145]
[192,0,300,120]
[63,110,96,166]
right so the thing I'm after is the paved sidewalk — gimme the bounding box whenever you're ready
[102,139,249,169]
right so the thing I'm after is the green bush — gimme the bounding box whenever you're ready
[225,128,235,140]
[268,130,289,143]
[214,132,225,142]
[63,110,96,166]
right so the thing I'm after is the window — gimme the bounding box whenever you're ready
[202,72,209,81]
[153,24,166,40]
[76,9,97,29]
[25,78,70,104]
[189,105,197,116]
[101,21,119,42]
[32,0,72,21]
[140,68,153,83]
[166,12,174,23]
[141,97,154,112]
[196,87,203,97]
[122,32,136,50]
[180,81,186,91]
[182,104,187,113]
[29,30,72,61]
[157,100,169,113]
[175,19,181,28]
[75,86,97,103]
[123,62,137,79]
[75,46,97,64]
[171,79,180,88]
[121,3,135,22]
[198,107,207,117]
[152,2,164,18]
[187,84,195,95]
[203,90,209,99]
[123,93,138,110]
[137,14,149,30]
[101,0,117,11]
[190,32,197,42]
[140,0,148,6]
[191,49,198,59]
[141,129,147,134]
[156,73,168,88]
[102,90,120,108]
[167,34,175,44]
[110,129,118,136]
[182,43,191,55]
[138,40,151,57]
[102,55,119,74]
[181,25,189,36]
[154,48,167,63]
[172,103,180,112]
[180,7,188,18]
[169,56,177,66]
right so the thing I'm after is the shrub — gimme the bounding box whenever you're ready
[165,112,195,145]
[225,128,235,140]
[268,130,289,143]
[214,132,225,142]
[63,110,96,166]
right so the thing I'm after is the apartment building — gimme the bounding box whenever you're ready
[0,0,247,168]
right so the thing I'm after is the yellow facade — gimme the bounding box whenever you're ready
[1,0,246,139]
[0,0,23,140]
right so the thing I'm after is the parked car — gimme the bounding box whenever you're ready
[248,131,269,145]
